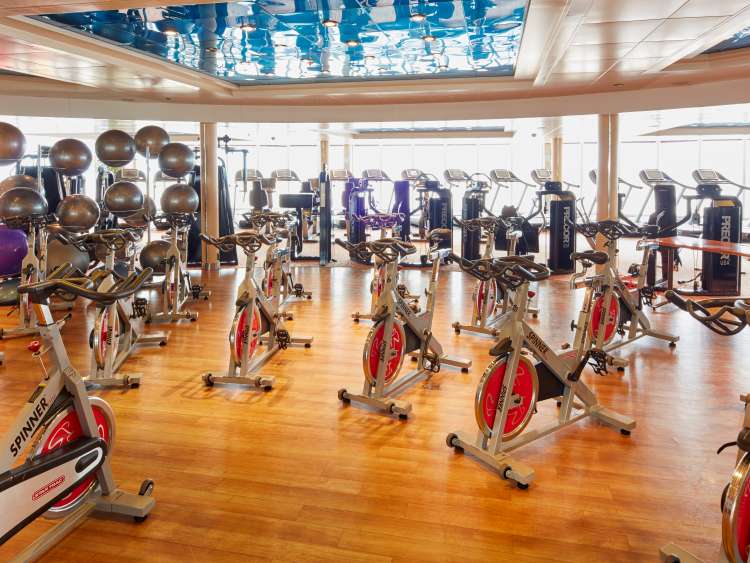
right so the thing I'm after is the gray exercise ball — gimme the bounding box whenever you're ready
[49,139,92,177]
[139,239,169,274]
[103,181,144,217]
[0,123,26,166]
[135,126,170,159]
[56,194,100,233]
[0,187,48,220]
[0,174,39,194]
[95,129,136,168]
[161,183,198,215]
[158,143,194,179]
[123,195,156,228]
[46,238,90,275]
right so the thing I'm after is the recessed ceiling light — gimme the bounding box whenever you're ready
[410,13,426,23]
[422,34,436,43]
[346,39,360,47]
[163,29,179,36]
[240,23,256,32]
[322,19,339,28]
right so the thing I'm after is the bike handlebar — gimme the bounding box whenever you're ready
[20,266,153,305]
[665,290,749,336]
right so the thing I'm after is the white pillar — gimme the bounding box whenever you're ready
[597,115,610,223]
[320,135,330,172]
[200,122,219,268]
[552,136,563,181]
[608,114,619,220]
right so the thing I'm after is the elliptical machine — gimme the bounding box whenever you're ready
[0,268,155,560]
[335,233,471,419]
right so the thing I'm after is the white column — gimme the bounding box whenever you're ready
[200,122,219,268]
[597,115,610,223]
[608,113,619,220]
[320,135,330,172]
[552,136,563,181]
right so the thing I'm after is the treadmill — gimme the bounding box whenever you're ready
[489,169,536,214]
[638,169,696,224]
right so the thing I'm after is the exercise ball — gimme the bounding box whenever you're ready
[123,195,156,228]
[0,174,39,194]
[161,183,199,215]
[0,187,48,220]
[95,129,136,167]
[49,138,92,177]
[139,239,169,274]
[135,126,170,159]
[158,143,194,179]
[103,180,144,217]
[0,123,26,165]
[0,226,27,276]
[46,238,90,275]
[56,194,100,233]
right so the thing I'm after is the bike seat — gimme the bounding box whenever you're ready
[572,251,608,265]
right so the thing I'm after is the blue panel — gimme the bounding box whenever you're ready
[705,26,750,54]
[37,1,527,85]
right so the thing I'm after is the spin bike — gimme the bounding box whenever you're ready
[0,213,54,340]
[147,213,210,324]
[335,235,472,419]
[660,292,750,563]
[350,213,419,323]
[62,229,168,388]
[244,211,313,307]
[0,267,155,561]
[452,216,532,337]
[199,231,313,389]
[567,220,678,374]
[446,254,635,488]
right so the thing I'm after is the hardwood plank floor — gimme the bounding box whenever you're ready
[0,238,742,562]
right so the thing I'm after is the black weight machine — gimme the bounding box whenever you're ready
[278,170,332,266]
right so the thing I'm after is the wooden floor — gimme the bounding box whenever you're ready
[0,238,744,562]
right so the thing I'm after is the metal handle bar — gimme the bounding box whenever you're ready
[20,267,153,305]
[665,291,748,336]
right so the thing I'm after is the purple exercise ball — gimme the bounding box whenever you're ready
[0,226,28,276]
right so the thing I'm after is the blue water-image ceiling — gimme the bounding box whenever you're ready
[705,26,750,54]
[39,1,527,85]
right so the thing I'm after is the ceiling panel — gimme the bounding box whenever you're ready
[646,16,726,41]
[623,39,693,58]
[572,20,663,45]
[673,0,750,18]
[562,42,637,61]
[584,0,687,24]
